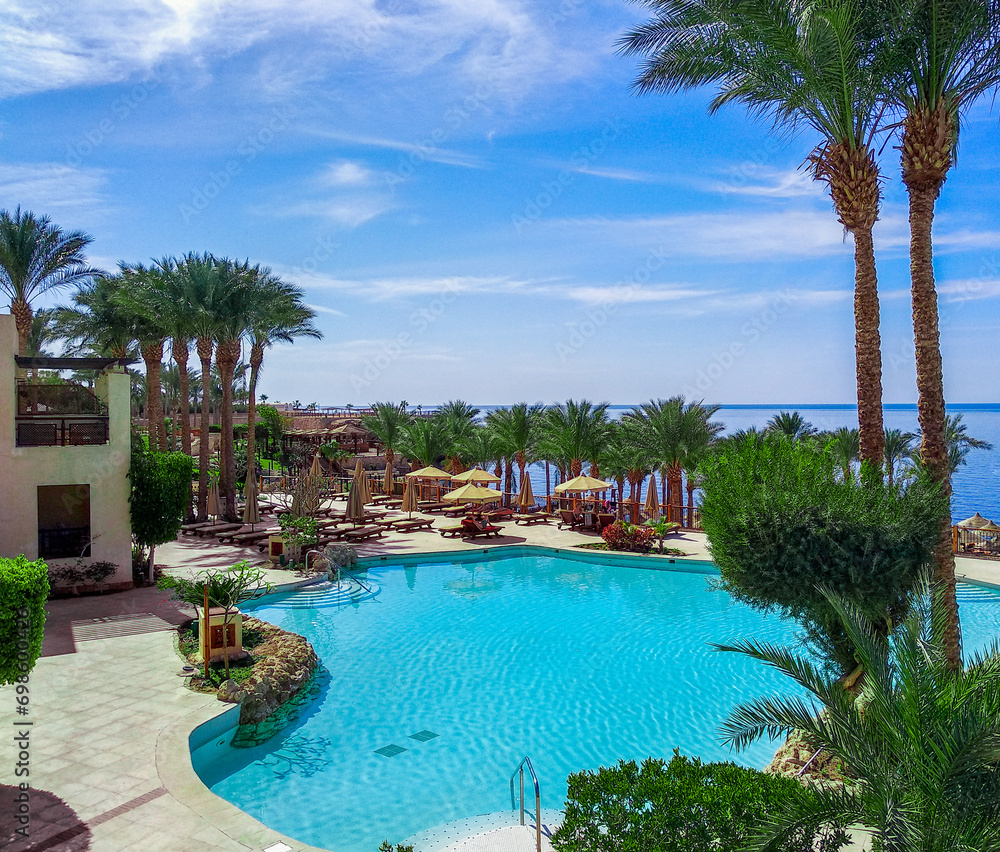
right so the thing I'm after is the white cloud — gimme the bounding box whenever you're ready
[322,160,374,186]
[0,0,594,105]
[937,278,1000,302]
[313,131,489,170]
[713,167,822,199]
[569,165,667,183]
[0,161,110,215]
[267,198,393,227]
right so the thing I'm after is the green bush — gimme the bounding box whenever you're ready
[699,435,946,676]
[552,753,848,852]
[130,442,195,578]
[0,556,49,685]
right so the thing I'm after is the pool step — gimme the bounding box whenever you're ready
[956,583,1000,606]
[405,809,563,852]
[265,579,381,610]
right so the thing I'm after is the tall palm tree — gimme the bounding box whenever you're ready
[597,422,633,517]
[942,413,994,475]
[621,0,892,467]
[0,207,100,354]
[488,403,544,506]
[892,0,1000,669]
[56,276,137,361]
[23,308,59,357]
[362,402,413,472]
[765,411,818,442]
[244,270,320,491]
[543,399,610,478]
[117,262,171,451]
[438,400,481,474]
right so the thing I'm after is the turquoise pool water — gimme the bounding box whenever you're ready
[192,550,1000,852]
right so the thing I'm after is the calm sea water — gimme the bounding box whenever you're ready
[504,404,1000,524]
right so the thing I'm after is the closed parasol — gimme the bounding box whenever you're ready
[353,459,372,505]
[400,478,419,517]
[643,477,660,520]
[515,474,535,509]
[242,474,260,529]
[207,478,221,519]
[310,454,323,477]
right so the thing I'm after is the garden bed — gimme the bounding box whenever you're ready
[574,542,688,557]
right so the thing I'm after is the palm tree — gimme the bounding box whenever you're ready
[56,276,137,361]
[941,413,994,475]
[826,426,860,482]
[765,411,818,442]
[542,400,610,478]
[892,0,1000,669]
[717,585,1000,851]
[244,270,320,491]
[438,400,481,474]
[117,262,172,451]
[399,416,451,469]
[597,422,634,517]
[621,0,891,468]
[362,402,413,471]
[884,427,916,486]
[488,403,544,506]
[628,397,721,525]
[22,308,59,357]
[0,208,100,354]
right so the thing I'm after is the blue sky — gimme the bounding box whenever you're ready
[2,0,998,406]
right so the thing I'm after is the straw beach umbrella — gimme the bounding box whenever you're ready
[242,474,260,530]
[957,512,990,530]
[643,477,660,521]
[400,478,419,518]
[554,474,613,512]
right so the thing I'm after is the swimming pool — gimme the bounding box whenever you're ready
[191,548,1000,852]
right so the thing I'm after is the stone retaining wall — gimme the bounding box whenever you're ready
[215,616,318,725]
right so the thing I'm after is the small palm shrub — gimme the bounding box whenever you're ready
[601,520,655,552]
[552,752,847,852]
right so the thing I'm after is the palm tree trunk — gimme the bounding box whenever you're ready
[685,477,696,529]
[217,339,241,522]
[142,340,167,452]
[173,338,192,457]
[246,344,263,489]
[196,339,213,521]
[504,458,515,507]
[667,465,683,525]
[853,227,884,468]
[909,181,959,669]
[11,297,32,360]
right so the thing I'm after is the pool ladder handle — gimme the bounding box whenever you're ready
[509,755,542,852]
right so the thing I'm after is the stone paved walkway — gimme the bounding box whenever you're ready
[1,522,996,851]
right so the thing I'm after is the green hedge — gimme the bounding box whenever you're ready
[0,556,49,685]
[551,753,847,852]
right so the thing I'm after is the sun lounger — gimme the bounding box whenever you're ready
[596,513,615,532]
[392,518,435,533]
[484,507,514,523]
[439,523,467,538]
[418,501,451,513]
[342,525,385,543]
[443,505,472,518]
[180,521,217,535]
[557,510,584,530]
[193,522,244,538]
[461,518,503,539]
[222,529,275,546]
[513,513,552,526]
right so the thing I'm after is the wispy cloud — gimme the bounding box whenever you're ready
[311,130,489,170]
[0,161,110,214]
[711,167,822,198]
[569,165,668,183]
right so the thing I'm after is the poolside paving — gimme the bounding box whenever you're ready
[1,519,991,851]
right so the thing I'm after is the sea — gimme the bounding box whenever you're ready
[493,404,1000,524]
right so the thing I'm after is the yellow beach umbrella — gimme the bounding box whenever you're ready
[515,474,534,509]
[643,477,660,521]
[353,459,372,504]
[242,474,260,529]
[310,454,323,477]
[207,478,221,519]
[442,483,503,505]
[554,475,614,494]
[451,468,501,485]
[406,465,452,480]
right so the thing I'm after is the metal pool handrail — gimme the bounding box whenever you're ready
[509,755,542,852]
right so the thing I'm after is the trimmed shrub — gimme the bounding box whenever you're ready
[600,520,655,552]
[0,556,49,685]
[130,443,195,577]
[552,753,848,852]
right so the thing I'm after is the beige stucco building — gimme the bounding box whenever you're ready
[0,313,133,589]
